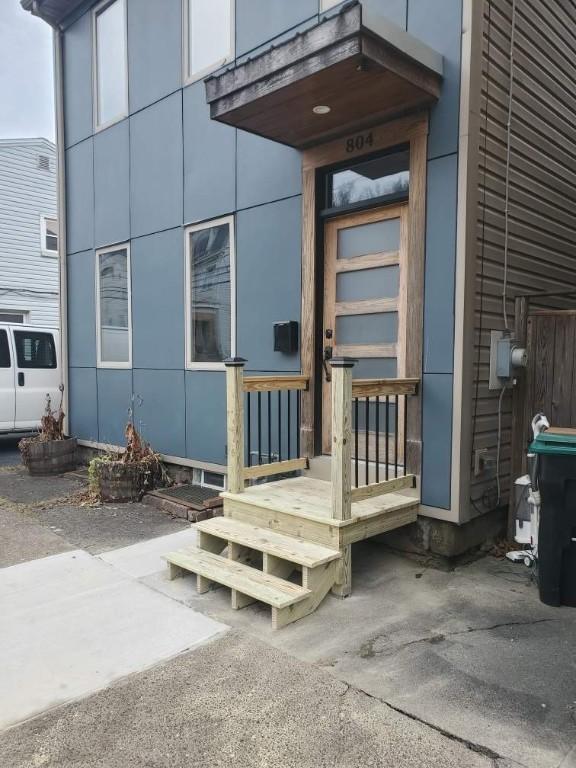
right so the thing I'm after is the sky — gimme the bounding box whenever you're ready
[0,0,55,141]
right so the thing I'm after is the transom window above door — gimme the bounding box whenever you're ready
[325,148,410,214]
[185,0,234,83]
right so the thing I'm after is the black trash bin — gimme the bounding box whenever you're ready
[531,429,576,607]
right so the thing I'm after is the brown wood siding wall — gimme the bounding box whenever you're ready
[471,0,576,512]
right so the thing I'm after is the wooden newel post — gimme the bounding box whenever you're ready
[225,357,246,494]
[330,357,355,598]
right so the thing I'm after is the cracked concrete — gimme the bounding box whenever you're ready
[144,540,576,768]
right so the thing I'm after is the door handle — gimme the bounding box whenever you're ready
[323,346,332,382]
[18,372,24,387]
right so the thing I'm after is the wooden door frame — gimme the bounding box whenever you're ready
[300,112,429,475]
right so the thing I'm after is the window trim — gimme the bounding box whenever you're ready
[40,215,59,257]
[182,0,235,86]
[320,0,342,10]
[92,0,129,133]
[185,215,236,371]
[95,242,132,369]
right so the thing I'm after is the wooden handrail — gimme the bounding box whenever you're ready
[243,375,309,392]
[351,377,419,398]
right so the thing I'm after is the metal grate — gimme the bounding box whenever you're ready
[155,484,220,508]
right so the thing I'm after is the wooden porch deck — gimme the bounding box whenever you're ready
[165,360,420,628]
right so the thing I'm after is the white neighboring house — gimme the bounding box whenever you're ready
[0,138,59,327]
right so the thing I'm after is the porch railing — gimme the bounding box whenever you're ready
[224,357,418,516]
[224,358,309,493]
[330,359,419,517]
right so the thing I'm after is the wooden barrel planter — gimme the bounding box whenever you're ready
[22,437,77,476]
[95,461,148,503]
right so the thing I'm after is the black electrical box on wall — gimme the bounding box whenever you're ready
[273,321,299,355]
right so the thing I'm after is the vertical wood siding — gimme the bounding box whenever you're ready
[0,139,59,327]
[471,0,576,512]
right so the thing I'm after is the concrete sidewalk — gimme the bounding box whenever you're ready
[0,544,225,728]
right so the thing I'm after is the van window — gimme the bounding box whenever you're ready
[0,330,10,368]
[14,331,57,369]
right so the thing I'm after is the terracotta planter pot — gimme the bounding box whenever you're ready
[95,461,150,502]
[22,437,77,476]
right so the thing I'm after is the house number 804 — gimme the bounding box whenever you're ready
[345,131,374,153]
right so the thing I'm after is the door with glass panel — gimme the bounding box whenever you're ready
[322,204,407,456]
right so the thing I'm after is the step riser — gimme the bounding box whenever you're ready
[223,497,341,548]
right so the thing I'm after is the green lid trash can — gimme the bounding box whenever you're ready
[530,429,576,607]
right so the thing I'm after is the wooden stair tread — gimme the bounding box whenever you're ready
[222,476,419,525]
[196,517,341,567]
[164,547,311,609]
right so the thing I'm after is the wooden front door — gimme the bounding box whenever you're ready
[321,204,408,454]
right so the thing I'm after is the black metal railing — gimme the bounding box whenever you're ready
[244,380,305,468]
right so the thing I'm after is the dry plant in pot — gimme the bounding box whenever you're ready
[19,386,77,476]
[89,423,168,503]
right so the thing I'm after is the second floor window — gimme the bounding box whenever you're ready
[94,0,128,129]
[41,217,58,255]
[185,0,234,82]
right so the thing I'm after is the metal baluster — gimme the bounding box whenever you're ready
[267,391,272,464]
[257,391,262,465]
[403,394,408,475]
[247,392,252,467]
[385,396,390,481]
[354,398,359,488]
[287,389,291,459]
[296,390,301,458]
[394,394,399,478]
[375,396,380,483]
[365,397,369,487]
[278,391,282,462]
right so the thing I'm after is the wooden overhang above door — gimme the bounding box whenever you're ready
[204,1,443,150]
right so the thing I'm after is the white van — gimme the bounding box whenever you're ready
[0,324,62,433]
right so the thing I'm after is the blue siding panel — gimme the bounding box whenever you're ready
[237,132,301,210]
[63,12,93,148]
[236,0,318,56]
[355,0,407,28]
[94,120,130,248]
[185,372,227,465]
[130,92,183,238]
[408,0,462,159]
[133,369,186,456]
[66,138,94,254]
[69,367,98,442]
[67,250,96,368]
[127,0,182,114]
[236,197,301,372]
[131,228,185,370]
[96,369,133,447]
[421,373,453,509]
[183,82,236,224]
[423,153,457,375]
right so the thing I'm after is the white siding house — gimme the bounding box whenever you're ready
[0,138,59,327]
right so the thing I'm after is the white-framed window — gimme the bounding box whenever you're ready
[192,467,226,490]
[40,216,58,256]
[185,216,235,370]
[0,312,26,324]
[96,243,132,368]
[93,0,128,130]
[183,0,235,84]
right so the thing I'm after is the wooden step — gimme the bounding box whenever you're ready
[164,547,311,609]
[195,517,341,568]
